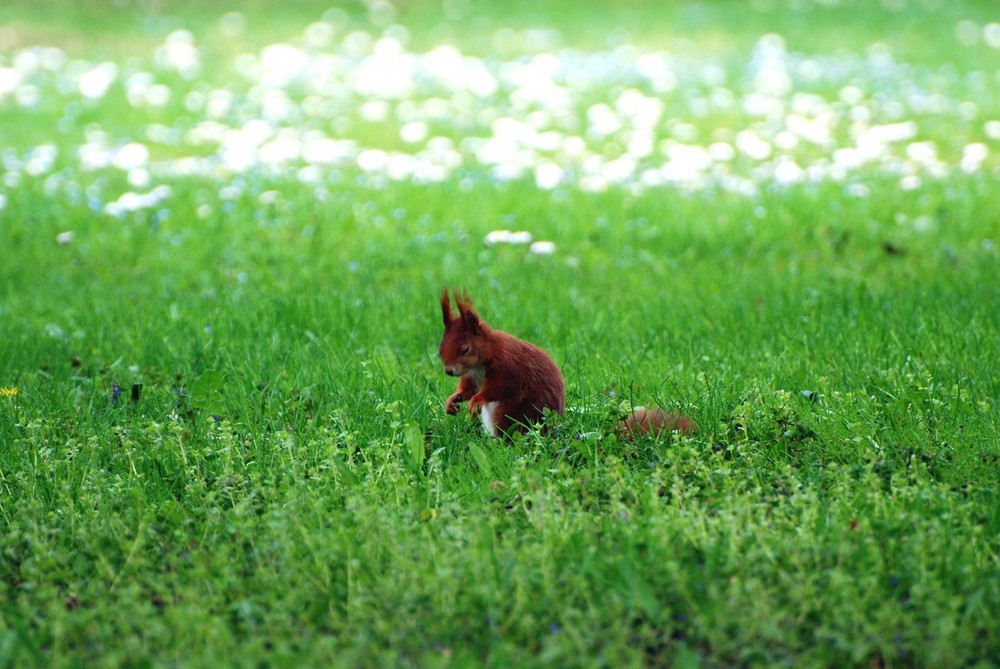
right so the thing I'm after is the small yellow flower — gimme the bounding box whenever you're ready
[0,387,17,397]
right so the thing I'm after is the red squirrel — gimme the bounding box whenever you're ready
[438,290,697,439]
[439,289,565,437]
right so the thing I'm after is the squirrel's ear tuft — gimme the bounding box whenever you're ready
[441,289,454,326]
[462,308,480,335]
[450,290,479,333]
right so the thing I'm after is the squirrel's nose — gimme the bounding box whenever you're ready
[444,366,459,377]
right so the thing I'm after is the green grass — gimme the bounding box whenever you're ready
[2,1,1000,667]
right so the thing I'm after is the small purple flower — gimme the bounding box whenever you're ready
[111,382,121,405]
[549,622,560,634]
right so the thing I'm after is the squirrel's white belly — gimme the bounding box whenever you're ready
[480,401,500,436]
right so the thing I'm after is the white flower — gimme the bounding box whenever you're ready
[484,230,533,246]
[529,241,556,255]
[534,163,563,189]
[399,121,428,144]
[78,62,119,99]
[984,23,1000,49]
[114,143,150,171]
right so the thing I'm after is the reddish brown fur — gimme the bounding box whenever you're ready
[618,407,697,439]
[439,289,565,437]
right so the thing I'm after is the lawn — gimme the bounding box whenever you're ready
[1,1,999,667]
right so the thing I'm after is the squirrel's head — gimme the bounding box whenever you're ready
[439,289,486,377]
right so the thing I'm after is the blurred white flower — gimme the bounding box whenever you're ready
[16,84,40,109]
[104,185,172,217]
[529,240,556,255]
[906,141,937,165]
[400,121,428,144]
[157,30,201,79]
[0,67,22,98]
[534,163,563,189]
[259,136,301,166]
[773,159,804,184]
[303,137,356,164]
[960,143,988,173]
[357,149,388,171]
[78,62,119,99]
[984,23,1000,49]
[25,144,57,176]
[145,84,171,108]
[260,44,310,87]
[484,230,533,246]
[0,23,990,199]
[735,130,772,160]
[128,168,151,188]
[114,143,149,171]
[360,100,390,122]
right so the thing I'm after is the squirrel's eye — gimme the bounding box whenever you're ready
[460,344,471,355]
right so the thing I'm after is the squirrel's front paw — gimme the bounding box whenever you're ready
[468,394,485,416]
[445,393,462,415]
